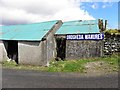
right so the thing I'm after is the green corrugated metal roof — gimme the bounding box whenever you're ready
[56,20,100,34]
[0,20,58,41]
[0,26,2,40]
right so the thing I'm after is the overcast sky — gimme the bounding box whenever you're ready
[0,0,119,29]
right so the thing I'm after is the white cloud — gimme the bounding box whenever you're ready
[101,0,119,2]
[0,0,95,25]
[79,0,119,2]
[102,5,106,8]
[102,2,114,8]
[91,3,99,9]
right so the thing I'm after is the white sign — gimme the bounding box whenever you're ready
[66,34,104,40]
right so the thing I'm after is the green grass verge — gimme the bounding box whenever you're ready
[1,61,48,71]
[1,53,119,73]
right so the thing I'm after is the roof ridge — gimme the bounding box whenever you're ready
[2,20,59,27]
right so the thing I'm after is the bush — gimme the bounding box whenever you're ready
[104,29,120,35]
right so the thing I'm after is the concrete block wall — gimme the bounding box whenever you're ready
[0,41,3,62]
[18,41,46,65]
[0,41,8,62]
[46,20,63,65]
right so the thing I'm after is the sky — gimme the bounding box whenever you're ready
[81,2,118,29]
[0,0,119,29]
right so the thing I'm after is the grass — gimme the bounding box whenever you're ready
[2,61,48,71]
[48,60,85,72]
[1,53,119,73]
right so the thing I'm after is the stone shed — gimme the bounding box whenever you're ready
[0,20,62,66]
[55,19,106,60]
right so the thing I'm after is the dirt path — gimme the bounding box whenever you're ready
[84,61,118,76]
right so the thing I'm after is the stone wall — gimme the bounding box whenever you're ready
[104,34,120,55]
[66,40,103,60]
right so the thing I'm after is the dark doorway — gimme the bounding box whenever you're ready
[56,38,66,60]
[3,40,18,64]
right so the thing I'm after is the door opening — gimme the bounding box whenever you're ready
[3,40,18,64]
[56,38,66,61]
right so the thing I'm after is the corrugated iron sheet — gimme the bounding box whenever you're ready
[0,26,2,39]
[56,20,100,34]
[0,20,58,41]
